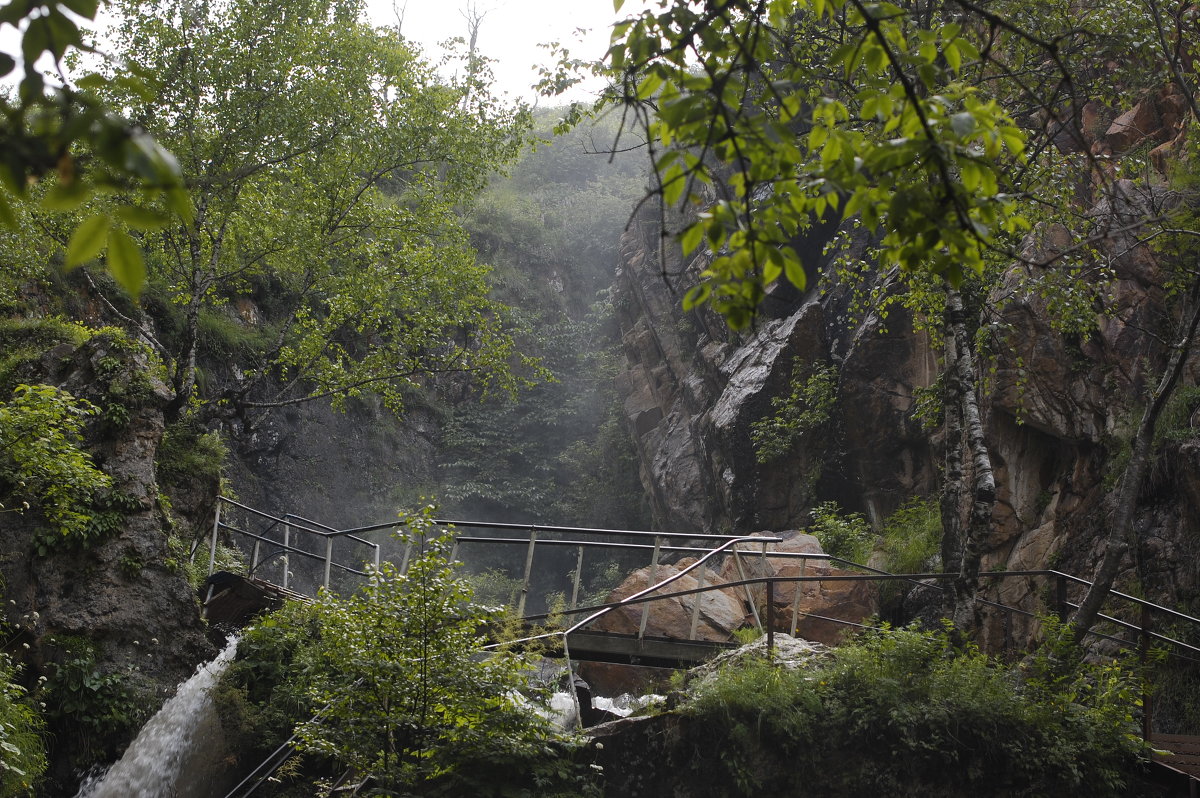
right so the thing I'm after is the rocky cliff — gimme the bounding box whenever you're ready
[611,89,1200,644]
[0,325,215,790]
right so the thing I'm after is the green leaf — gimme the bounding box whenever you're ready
[65,214,110,268]
[59,0,101,18]
[105,229,145,295]
[115,205,172,231]
[75,72,108,92]
[944,39,962,72]
[42,181,93,212]
[681,222,705,256]
[784,254,806,290]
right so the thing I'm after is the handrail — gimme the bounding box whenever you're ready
[520,573,1200,660]
[209,497,381,593]
[210,496,1200,665]
[339,516,770,543]
[483,535,782,654]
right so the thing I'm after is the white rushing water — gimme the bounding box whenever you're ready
[76,636,240,798]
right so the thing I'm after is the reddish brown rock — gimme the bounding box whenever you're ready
[587,533,878,647]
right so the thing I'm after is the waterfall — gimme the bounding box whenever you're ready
[76,636,239,798]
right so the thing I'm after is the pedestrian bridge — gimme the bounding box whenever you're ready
[201,497,1200,793]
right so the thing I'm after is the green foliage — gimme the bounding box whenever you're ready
[0,384,114,550]
[751,362,837,464]
[156,421,228,485]
[82,0,534,416]
[38,636,143,767]
[214,602,322,767]
[1156,384,1200,444]
[220,507,593,796]
[442,110,650,530]
[0,0,188,296]
[808,501,874,565]
[296,506,577,794]
[468,568,525,609]
[880,497,942,575]
[0,317,92,393]
[680,624,1145,797]
[0,651,47,797]
[596,0,1029,328]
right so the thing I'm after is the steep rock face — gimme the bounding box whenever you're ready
[223,389,441,526]
[0,334,215,786]
[614,216,939,535]
[613,166,1200,645]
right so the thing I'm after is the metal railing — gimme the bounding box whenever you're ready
[204,498,1200,665]
[202,497,382,595]
[207,498,1200,792]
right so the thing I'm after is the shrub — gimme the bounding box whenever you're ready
[751,362,837,464]
[0,384,117,553]
[679,624,1146,797]
[808,501,875,565]
[217,507,596,797]
[0,652,47,797]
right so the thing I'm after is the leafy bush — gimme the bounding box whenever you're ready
[0,652,46,797]
[0,384,116,553]
[881,497,942,575]
[156,421,228,485]
[808,501,875,565]
[679,624,1146,797]
[38,636,143,767]
[751,362,837,463]
[0,317,91,393]
[217,507,596,797]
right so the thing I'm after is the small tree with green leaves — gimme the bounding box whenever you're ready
[0,384,111,548]
[296,506,588,796]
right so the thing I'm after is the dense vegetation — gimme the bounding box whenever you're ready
[1,0,1198,794]
[664,624,1152,797]
[214,509,593,797]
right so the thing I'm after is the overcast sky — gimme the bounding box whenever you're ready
[1,0,649,102]
[367,0,648,103]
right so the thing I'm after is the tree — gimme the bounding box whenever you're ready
[295,506,580,795]
[8,0,533,424]
[0,0,189,294]
[563,0,1200,638]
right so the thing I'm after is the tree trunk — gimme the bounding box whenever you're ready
[940,289,997,633]
[1069,288,1200,644]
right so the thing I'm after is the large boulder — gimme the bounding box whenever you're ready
[586,532,878,647]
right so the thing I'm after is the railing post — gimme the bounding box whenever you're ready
[733,549,763,630]
[373,543,380,574]
[206,499,222,576]
[766,580,775,660]
[323,536,334,591]
[517,529,538,618]
[1140,603,1153,742]
[570,545,584,610]
[790,558,805,637]
[400,541,412,575]
[1055,573,1068,622]
[251,540,261,575]
[281,523,290,591]
[638,535,662,641]
[689,560,708,641]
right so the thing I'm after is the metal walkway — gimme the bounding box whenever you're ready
[201,497,1200,796]
[200,496,1200,782]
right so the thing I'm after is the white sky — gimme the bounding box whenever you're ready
[1,0,651,102]
[369,0,648,103]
